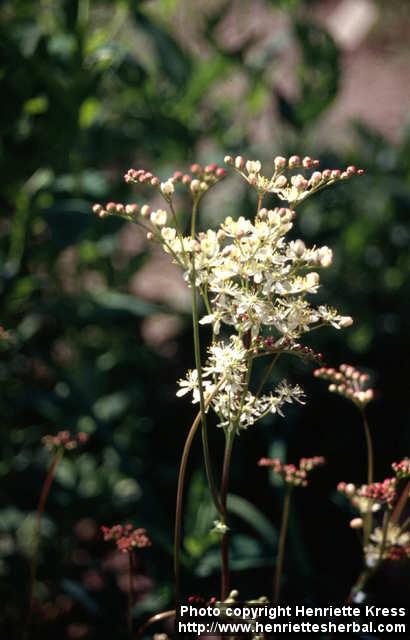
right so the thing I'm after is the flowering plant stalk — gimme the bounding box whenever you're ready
[315,366,409,601]
[101,524,151,633]
[259,456,325,602]
[93,153,364,617]
[25,431,88,638]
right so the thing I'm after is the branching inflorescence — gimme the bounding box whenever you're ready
[93,152,401,618]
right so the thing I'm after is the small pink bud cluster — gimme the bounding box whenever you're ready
[171,162,227,196]
[392,458,410,480]
[124,168,160,186]
[256,206,296,221]
[101,524,151,553]
[253,335,324,364]
[338,479,396,506]
[224,154,364,193]
[314,364,374,408]
[92,202,139,220]
[42,430,89,452]
[258,456,325,487]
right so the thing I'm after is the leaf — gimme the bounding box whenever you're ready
[61,579,99,615]
[89,290,163,317]
[132,11,191,90]
[227,494,277,547]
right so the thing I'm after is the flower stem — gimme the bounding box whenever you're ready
[273,487,292,604]
[128,553,134,635]
[360,409,374,546]
[174,379,225,605]
[391,479,410,525]
[190,199,222,514]
[220,430,235,600]
[26,450,63,638]
[360,409,374,486]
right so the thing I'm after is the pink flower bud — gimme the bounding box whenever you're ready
[288,155,301,168]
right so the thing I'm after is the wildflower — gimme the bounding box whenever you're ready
[392,458,410,479]
[314,364,374,408]
[211,520,229,535]
[365,524,410,567]
[101,524,151,553]
[258,456,325,487]
[338,479,396,514]
[160,179,175,199]
[42,430,89,453]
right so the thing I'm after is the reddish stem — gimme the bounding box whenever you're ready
[26,450,62,638]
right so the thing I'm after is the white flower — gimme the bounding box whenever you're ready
[160,179,175,198]
[150,209,167,227]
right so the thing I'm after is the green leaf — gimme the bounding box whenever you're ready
[227,494,277,547]
[89,290,163,317]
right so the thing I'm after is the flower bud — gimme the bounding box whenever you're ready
[234,156,244,169]
[288,155,301,168]
[216,168,226,178]
[331,169,341,179]
[274,156,287,170]
[150,209,167,227]
[150,177,160,186]
[322,169,332,180]
[302,156,313,168]
[141,205,151,218]
[125,204,139,215]
[339,316,353,328]
[293,239,306,257]
[160,180,175,198]
[246,160,261,174]
[106,202,116,213]
[274,175,287,188]
[224,155,234,165]
[350,518,363,529]
[190,179,201,193]
[190,163,202,174]
[309,171,322,187]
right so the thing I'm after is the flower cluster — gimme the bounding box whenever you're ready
[93,155,363,434]
[177,335,305,432]
[42,431,89,452]
[224,154,363,205]
[314,364,374,408]
[365,525,410,567]
[338,479,397,513]
[101,524,151,553]
[392,458,410,480]
[258,456,325,487]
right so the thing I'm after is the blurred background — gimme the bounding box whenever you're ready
[1,0,410,638]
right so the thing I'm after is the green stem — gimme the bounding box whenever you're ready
[273,487,292,604]
[190,200,221,513]
[220,430,235,600]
